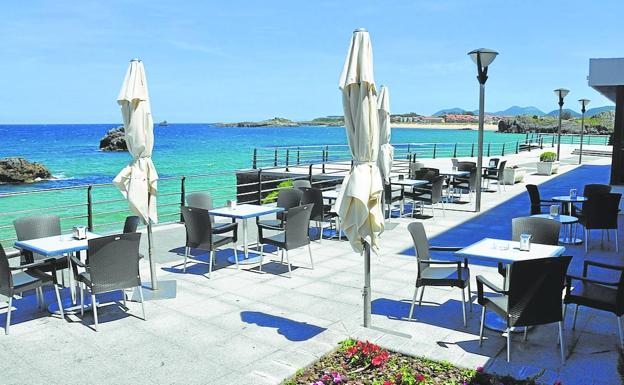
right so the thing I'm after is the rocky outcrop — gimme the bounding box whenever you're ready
[218,117,300,127]
[99,126,127,151]
[0,157,52,184]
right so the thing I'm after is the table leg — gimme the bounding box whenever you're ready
[243,219,248,258]
[68,252,75,305]
[228,218,263,265]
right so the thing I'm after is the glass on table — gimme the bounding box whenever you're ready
[519,233,532,251]
[398,174,404,180]
[549,204,559,217]
[569,188,578,199]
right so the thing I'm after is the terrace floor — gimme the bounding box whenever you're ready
[1,147,621,385]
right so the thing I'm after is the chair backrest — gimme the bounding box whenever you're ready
[451,158,459,168]
[511,217,561,245]
[507,256,572,327]
[526,184,542,215]
[583,184,611,197]
[457,162,475,172]
[301,188,324,221]
[186,192,213,210]
[123,216,141,234]
[284,204,314,249]
[87,233,142,294]
[13,214,61,241]
[293,180,312,190]
[583,193,621,230]
[181,206,214,249]
[276,188,303,220]
[0,245,13,296]
[488,158,500,168]
[496,160,507,180]
[430,176,445,204]
[407,222,430,275]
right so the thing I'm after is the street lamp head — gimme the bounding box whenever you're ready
[578,98,590,113]
[468,48,498,67]
[554,88,570,99]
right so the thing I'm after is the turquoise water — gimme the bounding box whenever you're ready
[0,123,567,243]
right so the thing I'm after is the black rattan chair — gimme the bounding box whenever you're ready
[564,260,624,349]
[406,222,471,326]
[383,182,404,218]
[512,216,561,245]
[123,216,140,233]
[258,204,314,278]
[572,184,613,216]
[483,160,507,193]
[72,233,145,332]
[578,192,621,252]
[477,256,572,363]
[0,244,65,335]
[405,175,445,218]
[257,188,303,228]
[292,180,312,190]
[186,192,232,231]
[451,166,477,202]
[301,188,337,243]
[526,184,557,215]
[181,206,239,276]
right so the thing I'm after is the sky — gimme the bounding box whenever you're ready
[0,0,622,124]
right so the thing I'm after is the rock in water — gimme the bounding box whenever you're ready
[0,157,52,184]
[99,126,127,151]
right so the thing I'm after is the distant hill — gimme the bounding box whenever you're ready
[432,108,468,116]
[586,105,615,117]
[545,108,581,118]
[495,106,545,116]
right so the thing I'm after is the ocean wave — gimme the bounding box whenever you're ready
[52,173,74,181]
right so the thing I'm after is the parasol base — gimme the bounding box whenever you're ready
[131,280,177,301]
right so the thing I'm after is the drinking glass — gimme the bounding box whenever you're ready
[569,188,578,200]
[519,233,532,251]
[398,174,404,180]
[549,204,559,217]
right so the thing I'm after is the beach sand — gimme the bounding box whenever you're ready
[392,122,499,131]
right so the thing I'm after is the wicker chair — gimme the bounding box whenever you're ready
[292,180,312,190]
[0,244,65,335]
[405,175,445,218]
[72,233,145,332]
[123,216,140,233]
[578,193,621,252]
[477,256,572,362]
[301,188,337,243]
[512,217,561,245]
[257,188,303,228]
[406,222,471,326]
[483,160,507,193]
[383,182,404,218]
[13,215,68,280]
[258,204,314,278]
[186,192,232,231]
[526,184,557,215]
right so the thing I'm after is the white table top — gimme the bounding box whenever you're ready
[208,204,285,219]
[322,190,340,200]
[391,178,429,187]
[552,195,587,202]
[439,170,470,177]
[531,214,578,224]
[455,237,565,264]
[15,232,100,257]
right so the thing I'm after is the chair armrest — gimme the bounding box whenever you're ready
[257,223,284,232]
[70,255,86,268]
[419,259,460,266]
[584,260,624,275]
[566,274,619,287]
[213,222,238,235]
[429,246,462,252]
[4,248,22,259]
[9,257,56,270]
[476,275,506,294]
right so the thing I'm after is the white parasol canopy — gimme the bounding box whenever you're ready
[377,86,394,183]
[113,59,158,225]
[335,29,384,253]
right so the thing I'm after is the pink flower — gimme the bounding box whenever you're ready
[553,381,563,385]
[332,372,342,383]
[383,381,393,385]
[476,366,484,373]
[416,373,425,383]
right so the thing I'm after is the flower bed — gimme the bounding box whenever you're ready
[282,339,561,385]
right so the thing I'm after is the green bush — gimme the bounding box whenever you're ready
[261,180,293,204]
[539,151,557,162]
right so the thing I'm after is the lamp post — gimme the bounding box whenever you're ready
[468,48,498,212]
[578,98,590,164]
[554,88,570,161]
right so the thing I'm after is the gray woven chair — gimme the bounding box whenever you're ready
[564,260,624,348]
[258,204,314,278]
[405,175,445,218]
[477,255,572,363]
[181,206,239,276]
[257,188,303,228]
[579,192,621,252]
[301,188,337,243]
[406,222,471,326]
[512,217,561,245]
[72,233,145,332]
[123,216,140,233]
[13,215,68,280]
[451,166,477,202]
[0,244,65,335]
[185,192,231,231]
[292,180,312,190]
[483,160,507,192]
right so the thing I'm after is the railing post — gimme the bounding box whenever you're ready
[471,143,474,157]
[453,143,457,158]
[540,137,544,149]
[179,176,186,222]
[252,149,257,169]
[487,142,491,157]
[516,141,519,154]
[552,135,555,147]
[87,185,93,231]
[285,149,290,171]
[501,143,506,156]
[296,147,300,165]
[257,169,263,204]
[273,149,278,167]
[432,143,437,159]
[407,143,411,154]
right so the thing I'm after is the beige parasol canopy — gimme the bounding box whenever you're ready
[335,29,384,253]
[377,86,394,183]
[113,59,158,224]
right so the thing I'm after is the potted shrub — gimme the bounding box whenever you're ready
[536,151,559,175]
[502,165,526,185]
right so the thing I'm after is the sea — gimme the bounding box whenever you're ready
[0,123,530,241]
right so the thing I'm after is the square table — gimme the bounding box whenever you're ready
[209,204,285,264]
[391,179,429,216]
[439,170,470,178]
[15,232,101,312]
[455,237,565,331]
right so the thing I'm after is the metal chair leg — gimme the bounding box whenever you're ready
[139,285,146,321]
[572,304,579,330]
[616,230,620,253]
[80,285,84,316]
[418,286,425,306]
[259,244,265,272]
[585,229,589,253]
[408,285,419,320]
[92,294,98,331]
[207,250,214,279]
[479,306,485,347]
[506,327,512,362]
[523,327,528,341]
[308,244,314,269]
[233,243,239,269]
[558,321,566,363]
[617,316,624,350]
[122,290,127,308]
[467,280,473,312]
[183,246,189,273]
[5,297,12,335]
[460,287,467,327]
[53,284,64,319]
[285,250,292,278]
